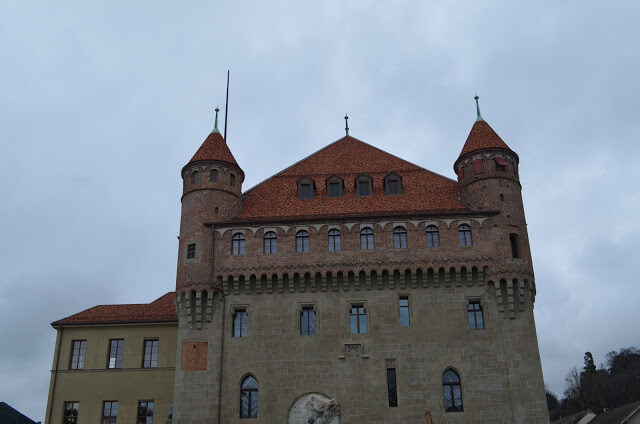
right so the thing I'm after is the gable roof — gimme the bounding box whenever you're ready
[229,136,472,223]
[188,131,239,166]
[51,292,177,326]
[589,401,640,424]
[0,402,37,424]
[458,119,514,160]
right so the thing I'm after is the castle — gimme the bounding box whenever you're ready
[45,98,549,424]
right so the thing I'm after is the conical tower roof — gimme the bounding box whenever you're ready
[457,119,514,159]
[187,130,239,166]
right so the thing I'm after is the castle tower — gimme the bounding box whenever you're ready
[173,109,244,423]
[454,97,547,422]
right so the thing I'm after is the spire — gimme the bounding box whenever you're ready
[344,114,349,136]
[212,107,220,134]
[474,94,483,122]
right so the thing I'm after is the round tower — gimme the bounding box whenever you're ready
[176,108,244,299]
[453,96,533,276]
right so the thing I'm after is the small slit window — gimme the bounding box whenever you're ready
[229,173,235,186]
[510,233,519,258]
[187,243,196,259]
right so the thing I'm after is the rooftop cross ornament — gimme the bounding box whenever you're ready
[344,114,349,136]
[213,107,220,133]
[474,94,483,122]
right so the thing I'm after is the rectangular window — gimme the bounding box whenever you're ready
[102,401,118,424]
[187,243,196,259]
[299,183,313,199]
[63,401,79,424]
[69,340,86,370]
[510,234,519,258]
[142,339,158,368]
[399,297,410,327]
[385,179,400,195]
[137,400,154,424]
[327,182,341,198]
[387,368,398,407]
[233,309,248,338]
[350,305,367,334]
[107,339,124,369]
[467,301,484,330]
[357,180,371,196]
[300,307,317,336]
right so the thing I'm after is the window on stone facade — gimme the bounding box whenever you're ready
[326,176,344,198]
[210,169,218,182]
[426,225,440,247]
[510,233,519,258]
[467,301,484,330]
[263,231,277,255]
[187,243,196,259]
[399,297,410,327]
[328,229,341,251]
[102,401,118,424]
[384,173,402,195]
[142,338,158,368]
[443,369,463,412]
[296,230,309,253]
[137,401,154,424]
[240,375,258,418]
[232,233,246,255]
[360,228,374,250]
[229,173,235,186]
[233,309,248,338]
[107,339,124,369]
[393,226,407,249]
[356,175,373,196]
[63,401,79,424]
[69,340,86,370]
[300,307,317,336]
[387,368,398,407]
[458,224,472,247]
[350,304,367,334]
[191,171,199,184]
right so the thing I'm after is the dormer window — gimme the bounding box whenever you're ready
[356,175,373,197]
[326,176,344,198]
[384,173,402,195]
[298,177,315,199]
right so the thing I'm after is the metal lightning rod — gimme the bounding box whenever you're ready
[224,70,230,141]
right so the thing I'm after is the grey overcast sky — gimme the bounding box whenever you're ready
[1,1,639,420]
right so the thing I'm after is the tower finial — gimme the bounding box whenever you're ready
[344,114,349,136]
[474,93,483,122]
[213,107,220,133]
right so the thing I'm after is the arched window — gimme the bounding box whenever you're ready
[229,173,236,186]
[384,173,402,195]
[360,228,374,250]
[328,229,341,251]
[263,231,277,255]
[240,375,258,418]
[509,233,519,258]
[458,224,472,247]
[326,176,344,198]
[426,225,440,248]
[210,169,218,183]
[232,233,246,255]
[191,170,199,184]
[393,226,407,249]
[296,230,309,253]
[355,175,373,196]
[443,369,463,412]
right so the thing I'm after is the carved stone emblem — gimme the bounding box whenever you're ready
[288,393,340,424]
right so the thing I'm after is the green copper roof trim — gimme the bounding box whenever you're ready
[213,107,220,133]
[474,94,484,122]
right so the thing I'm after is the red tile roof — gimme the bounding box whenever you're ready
[458,120,513,159]
[230,136,472,223]
[51,292,177,326]
[188,131,239,166]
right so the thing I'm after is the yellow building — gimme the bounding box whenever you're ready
[45,293,177,424]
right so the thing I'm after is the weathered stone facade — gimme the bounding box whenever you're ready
[171,111,549,423]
